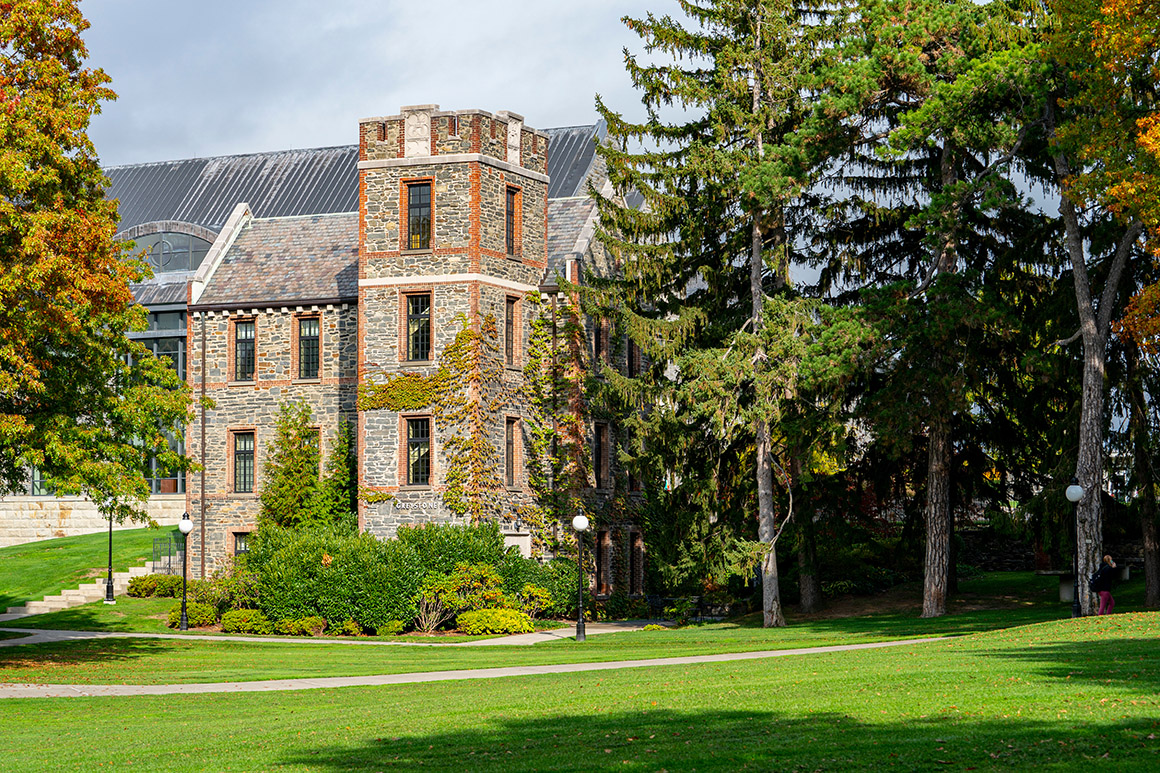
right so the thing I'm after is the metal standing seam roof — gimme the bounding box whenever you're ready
[195,213,359,308]
[105,146,361,234]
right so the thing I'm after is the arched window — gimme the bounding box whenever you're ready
[133,231,213,273]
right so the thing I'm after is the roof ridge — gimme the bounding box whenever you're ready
[104,145,359,171]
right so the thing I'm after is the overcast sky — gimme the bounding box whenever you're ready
[82,0,659,167]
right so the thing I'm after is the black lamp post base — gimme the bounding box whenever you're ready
[576,620,586,642]
[103,580,116,605]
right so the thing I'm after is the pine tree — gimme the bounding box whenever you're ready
[0,0,190,520]
[259,401,322,528]
[594,0,849,626]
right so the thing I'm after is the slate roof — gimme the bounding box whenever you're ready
[195,213,359,308]
[546,197,598,278]
[106,146,360,234]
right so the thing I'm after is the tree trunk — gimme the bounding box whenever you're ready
[797,507,820,613]
[1127,346,1160,607]
[757,419,785,627]
[922,418,951,618]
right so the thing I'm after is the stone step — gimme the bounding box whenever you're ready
[3,558,162,619]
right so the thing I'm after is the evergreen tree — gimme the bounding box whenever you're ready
[594,0,852,625]
[0,0,190,520]
[259,400,323,528]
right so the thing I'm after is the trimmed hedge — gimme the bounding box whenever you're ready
[274,616,327,636]
[221,609,273,635]
[127,573,184,598]
[396,521,505,576]
[166,601,216,628]
[457,608,533,635]
[242,525,422,631]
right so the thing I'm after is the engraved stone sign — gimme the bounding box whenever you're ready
[403,105,435,158]
[506,116,523,164]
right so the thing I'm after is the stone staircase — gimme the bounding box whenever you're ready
[3,560,174,619]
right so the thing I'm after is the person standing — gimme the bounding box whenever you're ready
[1091,555,1118,615]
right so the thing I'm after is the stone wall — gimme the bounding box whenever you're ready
[0,494,186,548]
[185,302,358,576]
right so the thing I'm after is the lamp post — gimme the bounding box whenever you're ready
[572,514,589,642]
[103,512,115,605]
[178,512,193,631]
[1065,478,1085,618]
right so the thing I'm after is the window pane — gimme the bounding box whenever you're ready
[505,418,516,487]
[505,298,515,366]
[236,321,255,381]
[505,187,517,255]
[408,183,431,250]
[407,418,430,486]
[407,294,431,361]
[299,318,320,379]
[235,432,255,493]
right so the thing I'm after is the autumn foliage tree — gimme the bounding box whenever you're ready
[0,0,190,520]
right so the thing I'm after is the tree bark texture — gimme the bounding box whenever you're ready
[797,509,821,613]
[1127,347,1160,607]
[922,419,951,618]
[757,418,785,627]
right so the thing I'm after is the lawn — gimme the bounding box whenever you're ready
[0,571,1118,686]
[0,527,179,609]
[1,612,1158,771]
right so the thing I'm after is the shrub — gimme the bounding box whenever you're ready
[243,525,422,631]
[396,522,505,576]
[376,620,405,636]
[413,563,510,633]
[456,608,533,635]
[130,573,185,598]
[642,623,667,631]
[538,558,591,619]
[339,618,362,636]
[127,574,160,597]
[221,609,273,635]
[167,601,216,628]
[516,584,552,620]
[273,617,326,636]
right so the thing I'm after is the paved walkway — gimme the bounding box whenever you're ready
[0,620,647,649]
[0,635,945,699]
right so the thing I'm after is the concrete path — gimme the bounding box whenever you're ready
[0,637,943,699]
[0,620,648,649]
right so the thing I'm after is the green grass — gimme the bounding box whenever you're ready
[2,612,1158,771]
[0,527,178,609]
[0,570,1111,687]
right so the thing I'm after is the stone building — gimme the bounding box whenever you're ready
[0,105,646,599]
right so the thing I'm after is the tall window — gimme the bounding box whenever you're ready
[407,182,431,250]
[594,422,610,489]
[407,417,431,486]
[629,532,644,595]
[407,294,431,361]
[505,417,518,487]
[505,297,516,366]
[234,432,255,493]
[235,320,255,381]
[505,186,519,255]
[596,530,611,596]
[298,318,320,379]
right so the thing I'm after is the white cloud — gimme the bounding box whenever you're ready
[82,0,659,165]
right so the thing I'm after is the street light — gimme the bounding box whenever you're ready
[1065,478,1085,618]
[104,513,115,605]
[178,512,194,631]
[572,514,589,642]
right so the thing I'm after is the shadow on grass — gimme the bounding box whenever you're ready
[275,708,1160,772]
[980,634,1160,693]
[0,636,175,670]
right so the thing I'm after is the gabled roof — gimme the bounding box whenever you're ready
[194,213,359,308]
[546,197,598,277]
[106,146,360,234]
